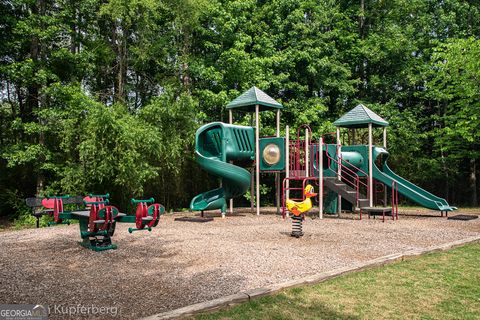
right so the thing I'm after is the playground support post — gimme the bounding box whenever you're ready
[368,123,373,207]
[250,167,254,212]
[255,104,260,215]
[276,110,281,137]
[305,129,309,177]
[336,128,342,214]
[229,110,233,216]
[319,137,324,219]
[250,114,254,213]
[383,127,387,149]
[276,110,281,214]
[285,126,290,217]
[383,127,387,205]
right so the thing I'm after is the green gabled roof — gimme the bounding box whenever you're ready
[333,104,389,128]
[226,86,282,112]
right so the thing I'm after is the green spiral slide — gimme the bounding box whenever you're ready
[190,122,255,213]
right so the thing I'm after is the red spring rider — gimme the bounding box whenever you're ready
[128,198,164,233]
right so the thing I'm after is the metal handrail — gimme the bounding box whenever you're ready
[282,177,302,217]
[288,125,313,177]
[334,144,369,199]
[289,140,302,176]
[334,143,370,178]
[296,125,312,141]
[324,150,363,208]
[338,156,369,179]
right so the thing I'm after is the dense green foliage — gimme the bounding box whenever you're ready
[1,0,479,219]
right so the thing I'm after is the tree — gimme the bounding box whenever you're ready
[427,38,480,206]
[2,0,480,221]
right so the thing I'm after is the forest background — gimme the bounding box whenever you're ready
[1,0,479,224]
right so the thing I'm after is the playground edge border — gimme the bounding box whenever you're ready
[140,234,480,320]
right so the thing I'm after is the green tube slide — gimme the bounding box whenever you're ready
[190,122,255,213]
[372,147,457,212]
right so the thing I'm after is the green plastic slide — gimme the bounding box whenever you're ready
[190,122,254,213]
[372,147,456,212]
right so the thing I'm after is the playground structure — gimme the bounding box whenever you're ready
[190,86,285,217]
[28,194,164,251]
[284,104,457,219]
[190,88,457,219]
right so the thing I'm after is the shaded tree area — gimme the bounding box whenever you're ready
[1,0,479,222]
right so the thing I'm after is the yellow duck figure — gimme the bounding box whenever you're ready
[286,184,317,238]
[286,184,318,216]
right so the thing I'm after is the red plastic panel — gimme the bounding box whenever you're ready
[41,198,55,209]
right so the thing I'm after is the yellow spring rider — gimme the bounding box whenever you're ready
[286,184,317,237]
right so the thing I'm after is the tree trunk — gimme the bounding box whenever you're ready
[180,28,191,92]
[470,158,478,206]
[31,0,46,195]
[358,0,366,97]
[116,41,126,103]
[440,149,449,201]
[111,22,126,104]
[440,102,449,201]
[70,6,77,54]
[115,23,127,104]
[27,31,39,120]
[359,0,365,36]
[17,83,24,123]
[31,0,47,195]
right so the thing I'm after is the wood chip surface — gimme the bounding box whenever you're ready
[0,208,478,319]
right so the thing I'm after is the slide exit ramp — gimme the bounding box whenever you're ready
[190,122,254,213]
[372,147,456,212]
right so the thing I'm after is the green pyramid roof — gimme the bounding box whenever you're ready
[333,104,388,128]
[226,86,282,112]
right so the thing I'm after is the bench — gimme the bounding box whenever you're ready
[25,196,84,228]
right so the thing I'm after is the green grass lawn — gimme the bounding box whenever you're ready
[195,243,480,320]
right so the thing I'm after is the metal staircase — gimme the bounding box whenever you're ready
[323,177,369,210]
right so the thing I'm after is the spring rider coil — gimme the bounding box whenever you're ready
[291,215,304,238]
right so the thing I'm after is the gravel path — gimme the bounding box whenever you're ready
[0,208,479,319]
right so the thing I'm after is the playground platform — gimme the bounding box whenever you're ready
[0,208,479,319]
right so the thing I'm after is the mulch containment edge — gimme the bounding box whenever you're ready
[140,234,480,320]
